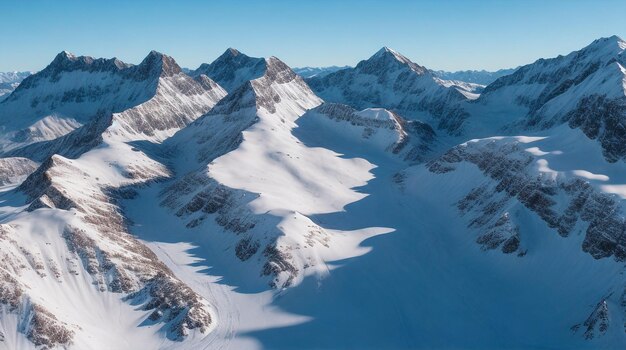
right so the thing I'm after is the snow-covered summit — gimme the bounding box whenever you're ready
[307,47,470,134]
[363,46,427,75]
[0,50,225,153]
[468,35,626,161]
[191,48,266,93]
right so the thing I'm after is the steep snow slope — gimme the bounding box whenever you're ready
[160,55,390,289]
[0,51,226,349]
[307,47,470,134]
[130,108,626,349]
[299,103,437,162]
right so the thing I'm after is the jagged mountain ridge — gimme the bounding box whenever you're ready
[432,68,517,85]
[0,50,225,153]
[292,66,351,78]
[467,35,626,162]
[1,36,626,349]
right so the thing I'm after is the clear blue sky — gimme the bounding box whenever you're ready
[1,0,625,72]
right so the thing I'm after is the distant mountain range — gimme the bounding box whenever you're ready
[431,68,518,85]
[293,65,517,86]
[292,65,351,78]
[0,71,33,100]
[0,35,625,349]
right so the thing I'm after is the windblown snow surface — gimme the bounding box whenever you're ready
[1,36,626,349]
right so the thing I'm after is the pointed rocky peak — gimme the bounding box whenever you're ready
[356,46,427,75]
[52,50,77,63]
[263,56,298,84]
[221,47,242,59]
[213,47,256,64]
[371,47,411,64]
[135,50,182,79]
[46,51,94,72]
[207,55,317,116]
[192,48,266,93]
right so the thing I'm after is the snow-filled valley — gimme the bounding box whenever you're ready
[1,35,626,349]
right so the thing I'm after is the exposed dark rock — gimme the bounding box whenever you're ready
[572,299,610,340]
[433,139,626,261]
[26,304,74,349]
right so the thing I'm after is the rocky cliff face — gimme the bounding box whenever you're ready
[428,137,626,260]
[303,103,437,162]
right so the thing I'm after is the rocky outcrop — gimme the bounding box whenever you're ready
[430,138,626,260]
[0,157,38,185]
[565,94,626,162]
[311,103,436,162]
[572,299,611,340]
[25,304,75,349]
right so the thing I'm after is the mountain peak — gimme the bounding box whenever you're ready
[263,56,298,84]
[137,50,182,78]
[55,50,76,61]
[225,47,241,57]
[215,47,248,63]
[581,35,626,56]
[356,46,427,75]
[49,50,86,67]
[371,47,413,65]
[193,49,266,93]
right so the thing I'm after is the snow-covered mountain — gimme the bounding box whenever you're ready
[0,72,33,84]
[1,36,626,350]
[0,51,226,349]
[0,50,225,158]
[292,66,351,78]
[432,68,517,85]
[467,35,626,161]
[0,71,32,100]
[306,47,473,134]
[190,48,266,93]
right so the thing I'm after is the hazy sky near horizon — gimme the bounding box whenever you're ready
[1,0,625,72]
